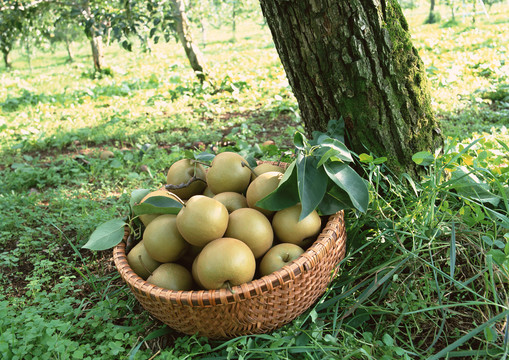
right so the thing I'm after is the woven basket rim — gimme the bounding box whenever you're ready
[113,210,345,307]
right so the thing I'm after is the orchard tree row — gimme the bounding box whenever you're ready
[0,0,262,72]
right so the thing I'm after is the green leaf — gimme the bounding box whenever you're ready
[372,157,387,164]
[326,186,356,210]
[317,189,349,215]
[194,151,215,162]
[293,132,307,150]
[359,153,374,163]
[129,189,151,211]
[487,249,507,266]
[412,151,434,166]
[448,166,501,206]
[324,162,369,212]
[82,218,126,251]
[483,326,497,343]
[316,138,353,163]
[132,196,183,215]
[256,161,300,211]
[316,147,339,168]
[296,154,327,220]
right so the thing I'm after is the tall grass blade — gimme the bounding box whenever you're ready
[450,222,456,279]
[341,256,411,319]
[427,310,509,360]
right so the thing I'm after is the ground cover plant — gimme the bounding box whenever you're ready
[0,2,508,359]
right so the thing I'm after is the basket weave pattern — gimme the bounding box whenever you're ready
[113,210,346,339]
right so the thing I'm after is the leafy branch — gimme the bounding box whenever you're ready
[257,120,369,221]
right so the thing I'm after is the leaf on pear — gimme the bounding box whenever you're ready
[326,186,356,210]
[296,154,327,220]
[132,196,183,215]
[129,188,151,211]
[82,218,126,251]
[194,151,215,162]
[316,137,353,163]
[324,162,369,213]
[293,131,307,150]
[256,160,300,211]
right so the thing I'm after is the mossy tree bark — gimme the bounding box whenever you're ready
[258,0,443,178]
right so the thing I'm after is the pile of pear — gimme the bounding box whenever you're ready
[127,152,323,291]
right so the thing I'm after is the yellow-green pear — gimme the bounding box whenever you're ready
[138,189,180,227]
[147,263,194,291]
[272,204,322,247]
[100,150,115,160]
[127,241,161,280]
[166,159,207,199]
[259,243,305,277]
[206,152,251,194]
[202,186,215,198]
[193,237,256,290]
[176,195,229,247]
[225,208,273,258]
[143,214,189,263]
[250,163,284,181]
[246,171,283,216]
[213,192,248,213]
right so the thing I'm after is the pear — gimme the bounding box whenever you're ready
[246,171,283,216]
[193,237,256,290]
[176,195,229,247]
[143,214,189,263]
[259,243,304,277]
[166,159,207,200]
[225,208,273,258]
[213,192,248,213]
[99,150,115,160]
[206,152,251,194]
[138,189,180,227]
[127,241,161,280]
[202,186,215,198]
[147,263,194,291]
[272,204,322,247]
[250,163,284,181]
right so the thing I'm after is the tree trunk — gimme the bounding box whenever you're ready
[2,49,11,69]
[170,0,209,83]
[83,1,105,72]
[258,0,443,178]
[25,39,32,72]
[426,0,438,24]
[65,37,73,62]
[232,1,237,42]
[90,35,104,72]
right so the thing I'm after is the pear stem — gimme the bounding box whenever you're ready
[241,161,258,178]
[165,191,187,207]
[191,160,211,167]
[276,154,285,167]
[225,281,235,294]
[165,176,206,192]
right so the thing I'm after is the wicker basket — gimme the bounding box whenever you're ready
[113,162,347,339]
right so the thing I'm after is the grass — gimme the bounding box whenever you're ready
[0,3,508,359]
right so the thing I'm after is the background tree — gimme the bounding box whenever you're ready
[425,0,441,24]
[258,0,444,177]
[0,1,24,69]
